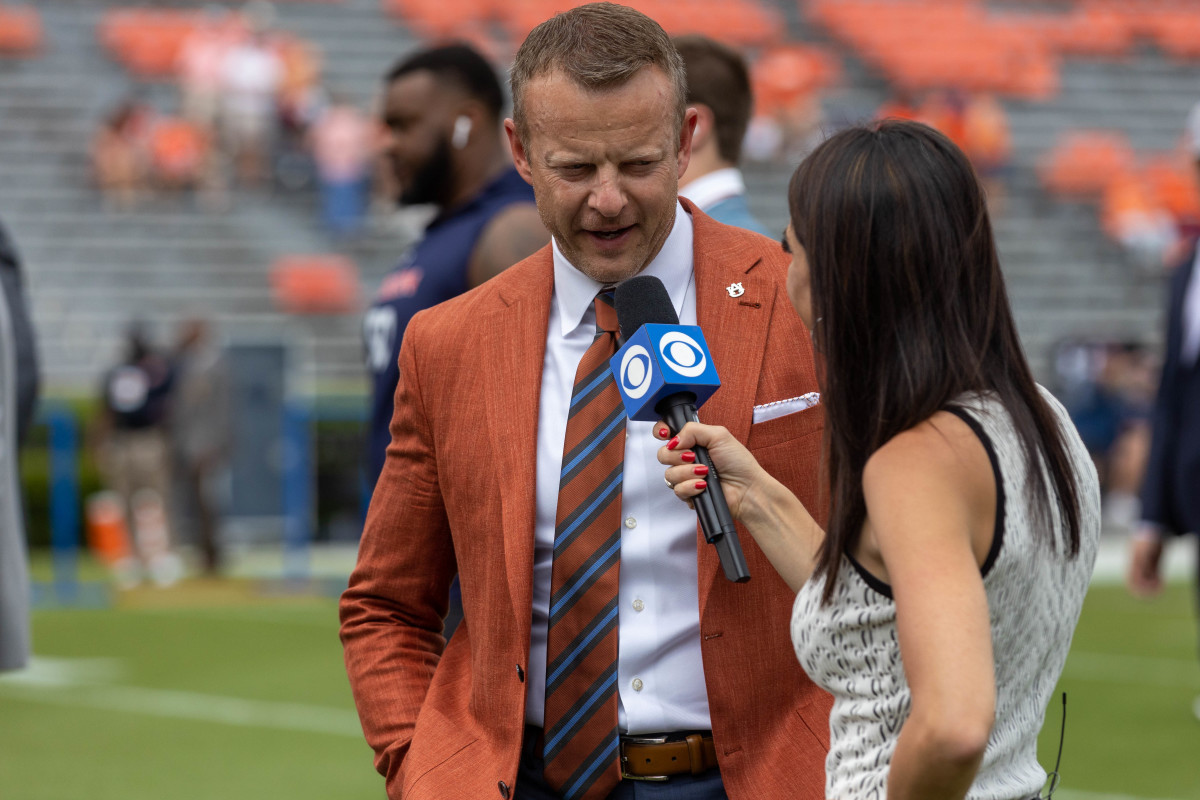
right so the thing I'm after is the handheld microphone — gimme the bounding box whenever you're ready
[611,275,750,583]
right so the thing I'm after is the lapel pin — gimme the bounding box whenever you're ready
[726,282,745,298]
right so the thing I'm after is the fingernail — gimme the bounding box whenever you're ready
[667,437,679,451]
[695,480,707,490]
[693,465,708,476]
[681,451,696,463]
[658,427,670,438]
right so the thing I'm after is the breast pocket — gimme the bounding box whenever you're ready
[746,403,824,452]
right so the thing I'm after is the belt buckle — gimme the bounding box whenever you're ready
[619,735,670,782]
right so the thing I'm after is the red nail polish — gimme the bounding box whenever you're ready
[667,437,679,451]
[658,427,670,438]
[693,465,709,476]
[681,451,696,463]
[695,480,707,490]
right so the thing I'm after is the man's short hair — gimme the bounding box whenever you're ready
[673,35,753,165]
[509,2,687,141]
[386,43,505,120]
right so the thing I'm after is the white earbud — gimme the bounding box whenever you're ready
[451,115,472,150]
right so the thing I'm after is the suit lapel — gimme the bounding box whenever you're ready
[686,203,780,617]
[482,251,553,629]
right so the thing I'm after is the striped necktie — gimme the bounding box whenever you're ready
[543,289,625,800]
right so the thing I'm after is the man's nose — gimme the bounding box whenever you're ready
[588,167,626,218]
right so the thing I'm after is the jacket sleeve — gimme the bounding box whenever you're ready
[339,311,458,793]
[0,222,38,447]
[1140,259,1189,534]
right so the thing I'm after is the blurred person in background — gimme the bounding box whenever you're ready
[0,220,39,671]
[961,93,1011,214]
[91,99,152,210]
[1128,155,1200,719]
[220,22,283,186]
[362,43,547,490]
[95,324,181,587]
[167,318,230,577]
[310,92,372,237]
[674,35,770,236]
[658,120,1100,800]
[362,43,547,642]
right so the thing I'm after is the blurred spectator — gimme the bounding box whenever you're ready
[92,100,152,210]
[1056,340,1155,530]
[0,220,39,671]
[919,89,968,152]
[675,35,770,236]
[221,26,283,186]
[95,324,182,587]
[310,93,372,236]
[176,6,239,136]
[167,318,230,577]
[1129,142,1200,721]
[962,93,1012,213]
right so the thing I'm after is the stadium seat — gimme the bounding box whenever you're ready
[1038,131,1136,197]
[270,255,362,314]
[98,9,204,78]
[752,44,841,114]
[0,6,43,56]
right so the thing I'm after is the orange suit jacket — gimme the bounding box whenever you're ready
[341,201,832,799]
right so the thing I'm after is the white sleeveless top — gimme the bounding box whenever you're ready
[791,387,1101,800]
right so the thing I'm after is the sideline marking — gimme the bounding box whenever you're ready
[0,657,361,738]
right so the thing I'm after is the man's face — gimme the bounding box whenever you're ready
[506,67,695,285]
[382,70,455,207]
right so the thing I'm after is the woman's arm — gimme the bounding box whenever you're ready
[656,421,824,592]
[864,415,997,800]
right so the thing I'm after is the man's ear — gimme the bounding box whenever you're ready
[504,119,534,185]
[690,103,715,151]
[676,106,700,176]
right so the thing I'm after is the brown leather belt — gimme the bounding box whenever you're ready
[619,733,719,781]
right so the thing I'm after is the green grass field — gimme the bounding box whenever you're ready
[1,579,1196,799]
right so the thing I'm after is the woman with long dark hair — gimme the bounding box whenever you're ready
[657,120,1101,799]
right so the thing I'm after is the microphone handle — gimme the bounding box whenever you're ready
[659,395,751,583]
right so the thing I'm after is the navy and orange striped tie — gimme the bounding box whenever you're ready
[543,290,625,800]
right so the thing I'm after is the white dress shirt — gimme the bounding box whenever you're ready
[679,167,746,212]
[525,202,713,735]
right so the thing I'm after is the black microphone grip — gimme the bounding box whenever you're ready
[658,394,751,583]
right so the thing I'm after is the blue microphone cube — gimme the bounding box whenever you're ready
[610,324,721,421]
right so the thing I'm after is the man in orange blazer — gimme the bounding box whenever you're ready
[340,5,831,799]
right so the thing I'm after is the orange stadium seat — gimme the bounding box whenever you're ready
[0,6,43,56]
[1038,131,1136,197]
[99,9,205,78]
[752,44,841,113]
[1048,3,1134,58]
[270,255,361,314]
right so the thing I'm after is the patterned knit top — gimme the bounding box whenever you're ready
[791,388,1101,800]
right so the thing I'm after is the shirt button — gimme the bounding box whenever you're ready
[632,678,644,692]
[498,780,510,798]
[515,664,525,682]
[624,516,637,529]
[632,599,644,612]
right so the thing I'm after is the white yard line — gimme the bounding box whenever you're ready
[0,657,362,738]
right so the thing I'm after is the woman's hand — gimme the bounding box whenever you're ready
[653,421,766,520]
[654,420,825,593]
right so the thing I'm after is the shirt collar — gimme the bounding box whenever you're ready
[679,167,745,212]
[553,201,695,337]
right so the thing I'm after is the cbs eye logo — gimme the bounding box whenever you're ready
[658,332,707,377]
[620,345,654,399]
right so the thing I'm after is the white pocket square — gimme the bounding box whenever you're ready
[752,392,821,424]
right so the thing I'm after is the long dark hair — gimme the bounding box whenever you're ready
[788,120,1082,603]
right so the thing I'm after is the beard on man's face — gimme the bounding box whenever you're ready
[397,134,454,207]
